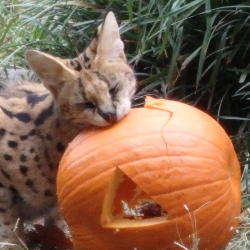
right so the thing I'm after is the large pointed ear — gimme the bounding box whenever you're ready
[25,50,76,97]
[97,12,126,62]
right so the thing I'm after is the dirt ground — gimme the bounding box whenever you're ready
[0,67,31,81]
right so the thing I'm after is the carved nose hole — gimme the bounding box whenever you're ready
[101,168,168,228]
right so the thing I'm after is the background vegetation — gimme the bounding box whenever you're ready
[1,0,250,249]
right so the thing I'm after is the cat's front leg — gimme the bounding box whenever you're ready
[0,190,25,250]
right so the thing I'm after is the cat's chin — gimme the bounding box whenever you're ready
[116,100,131,122]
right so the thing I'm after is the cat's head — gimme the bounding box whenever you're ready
[25,12,137,127]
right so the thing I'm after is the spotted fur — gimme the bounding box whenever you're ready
[0,12,136,249]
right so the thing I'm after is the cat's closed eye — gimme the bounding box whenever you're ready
[77,102,96,110]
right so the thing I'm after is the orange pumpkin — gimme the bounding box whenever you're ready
[57,96,241,250]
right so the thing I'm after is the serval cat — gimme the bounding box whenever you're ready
[0,12,136,249]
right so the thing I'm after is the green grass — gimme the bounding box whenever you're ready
[1,0,250,248]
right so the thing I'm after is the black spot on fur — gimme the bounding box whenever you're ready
[70,60,75,67]
[70,59,82,71]
[30,147,35,153]
[20,135,28,141]
[27,93,49,107]
[28,183,39,193]
[46,134,53,141]
[0,128,6,137]
[34,155,40,162]
[47,178,54,184]
[56,142,64,152]
[4,154,12,161]
[20,129,37,141]
[25,179,34,188]
[44,189,53,197]
[8,140,18,149]
[75,61,82,71]
[1,169,10,180]
[0,106,31,123]
[9,186,18,194]
[30,129,37,136]
[83,52,90,63]
[20,165,28,176]
[0,208,6,213]
[20,154,27,162]
[9,186,23,204]
[44,147,54,169]
[34,101,54,126]
[0,182,4,188]
[3,221,10,225]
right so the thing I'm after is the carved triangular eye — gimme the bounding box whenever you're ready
[101,168,168,228]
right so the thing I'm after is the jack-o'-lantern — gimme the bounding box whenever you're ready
[57,96,241,250]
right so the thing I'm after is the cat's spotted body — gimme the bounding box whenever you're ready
[0,12,136,249]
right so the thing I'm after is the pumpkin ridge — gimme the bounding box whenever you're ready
[61,141,229,177]
[169,190,238,249]
[188,193,239,249]
[152,178,231,198]
[61,130,169,165]
[58,167,114,208]
[196,201,236,235]
[64,155,232,194]
[160,130,232,155]
[160,154,227,169]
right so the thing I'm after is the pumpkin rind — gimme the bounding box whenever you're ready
[57,96,241,250]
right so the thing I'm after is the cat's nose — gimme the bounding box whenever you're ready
[99,110,117,124]
[103,111,117,124]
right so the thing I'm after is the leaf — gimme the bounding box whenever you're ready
[26,223,73,250]
[196,0,212,88]
[181,47,201,71]
[58,1,102,9]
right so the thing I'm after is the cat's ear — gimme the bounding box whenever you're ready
[97,12,126,62]
[25,50,76,97]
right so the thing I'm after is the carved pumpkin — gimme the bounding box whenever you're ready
[57,96,241,250]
